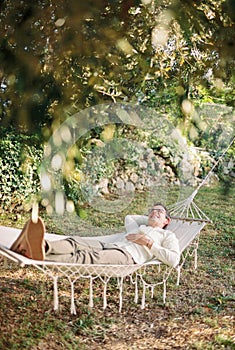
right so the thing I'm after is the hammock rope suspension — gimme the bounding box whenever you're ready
[195,136,234,194]
[169,136,234,220]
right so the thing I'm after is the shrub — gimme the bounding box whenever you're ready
[0,128,43,212]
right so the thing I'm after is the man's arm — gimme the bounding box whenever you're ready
[126,228,180,267]
[150,234,180,267]
[124,215,148,233]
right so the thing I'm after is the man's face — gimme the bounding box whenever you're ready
[148,205,170,228]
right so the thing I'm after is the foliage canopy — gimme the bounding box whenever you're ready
[0,0,234,134]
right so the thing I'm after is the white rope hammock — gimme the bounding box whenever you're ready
[0,216,208,313]
[0,137,233,313]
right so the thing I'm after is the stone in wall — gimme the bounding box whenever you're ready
[116,177,125,191]
[139,160,148,169]
[97,178,109,194]
[130,173,138,183]
[125,181,135,192]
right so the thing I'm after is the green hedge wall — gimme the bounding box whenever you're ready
[0,129,43,212]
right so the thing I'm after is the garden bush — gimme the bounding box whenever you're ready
[0,128,43,212]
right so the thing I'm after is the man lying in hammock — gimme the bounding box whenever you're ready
[10,203,180,268]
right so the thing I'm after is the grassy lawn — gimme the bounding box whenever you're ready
[0,181,234,349]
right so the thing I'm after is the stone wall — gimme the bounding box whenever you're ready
[94,145,204,196]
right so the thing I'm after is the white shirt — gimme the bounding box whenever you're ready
[115,215,180,267]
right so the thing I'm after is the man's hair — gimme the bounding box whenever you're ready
[153,202,171,228]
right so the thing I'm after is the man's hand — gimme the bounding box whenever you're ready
[126,233,152,249]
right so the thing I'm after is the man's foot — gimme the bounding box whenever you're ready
[10,217,45,260]
[10,220,29,254]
